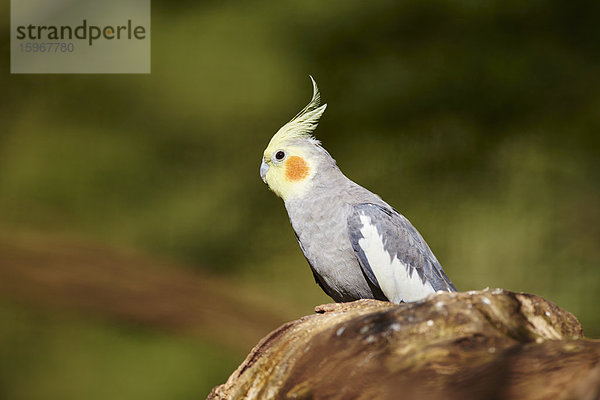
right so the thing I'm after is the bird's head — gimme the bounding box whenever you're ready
[260,77,329,201]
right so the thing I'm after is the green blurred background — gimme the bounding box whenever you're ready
[2,0,599,398]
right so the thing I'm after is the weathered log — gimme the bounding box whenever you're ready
[208,289,600,400]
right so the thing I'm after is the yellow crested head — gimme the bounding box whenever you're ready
[260,77,328,201]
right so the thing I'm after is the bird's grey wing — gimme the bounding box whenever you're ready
[347,203,457,303]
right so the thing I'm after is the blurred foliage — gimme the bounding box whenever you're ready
[0,300,240,399]
[1,0,599,397]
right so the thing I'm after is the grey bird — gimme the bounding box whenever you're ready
[260,77,457,303]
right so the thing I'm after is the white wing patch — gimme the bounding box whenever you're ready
[357,214,435,303]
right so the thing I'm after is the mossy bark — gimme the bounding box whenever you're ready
[208,289,600,400]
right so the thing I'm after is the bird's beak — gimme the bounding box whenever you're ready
[260,159,269,183]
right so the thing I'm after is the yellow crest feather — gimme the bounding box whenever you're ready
[262,76,327,201]
[271,76,327,145]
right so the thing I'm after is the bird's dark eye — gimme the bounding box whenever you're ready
[275,151,286,161]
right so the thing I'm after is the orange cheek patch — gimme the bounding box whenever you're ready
[285,156,310,181]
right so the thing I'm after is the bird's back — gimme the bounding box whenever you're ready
[285,170,389,302]
[285,166,456,303]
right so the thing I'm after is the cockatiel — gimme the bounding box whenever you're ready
[260,77,457,303]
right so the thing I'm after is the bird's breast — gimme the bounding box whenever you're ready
[285,197,375,301]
